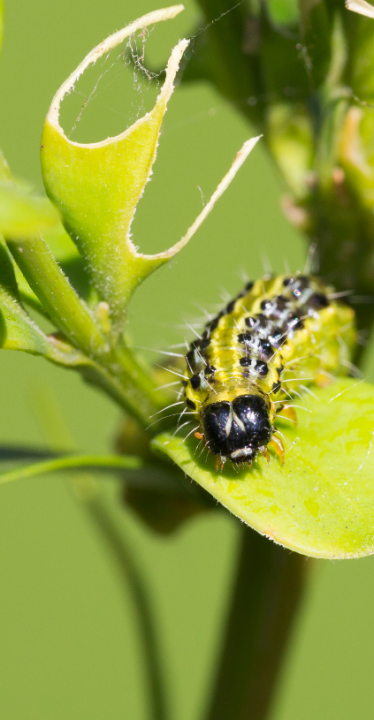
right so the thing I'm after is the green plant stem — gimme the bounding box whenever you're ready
[7,239,170,425]
[26,385,168,720]
[82,491,169,720]
[81,359,164,429]
[0,454,144,485]
[113,342,166,407]
[205,525,308,720]
[8,237,105,355]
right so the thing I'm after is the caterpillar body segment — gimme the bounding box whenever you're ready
[182,274,356,467]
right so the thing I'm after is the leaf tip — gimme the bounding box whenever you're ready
[346,0,374,17]
[45,5,187,135]
[149,134,263,263]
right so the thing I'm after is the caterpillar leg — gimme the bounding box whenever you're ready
[315,371,334,388]
[259,446,270,464]
[280,404,298,425]
[215,455,226,472]
[268,435,285,464]
[274,403,298,425]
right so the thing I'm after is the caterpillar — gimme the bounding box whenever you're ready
[182,274,356,469]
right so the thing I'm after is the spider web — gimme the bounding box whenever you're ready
[60,26,163,144]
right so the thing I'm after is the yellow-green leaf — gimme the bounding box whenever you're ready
[41,5,261,334]
[0,180,60,238]
[41,6,187,331]
[153,379,374,559]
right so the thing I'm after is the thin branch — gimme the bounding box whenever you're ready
[0,454,143,486]
[25,386,170,720]
[82,491,169,720]
[204,525,308,720]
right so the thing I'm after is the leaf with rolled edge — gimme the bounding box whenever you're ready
[41,6,261,334]
[153,379,374,559]
[41,6,187,333]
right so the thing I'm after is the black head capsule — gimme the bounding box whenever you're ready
[202,395,272,464]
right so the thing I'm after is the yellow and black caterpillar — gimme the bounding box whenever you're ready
[183,274,356,468]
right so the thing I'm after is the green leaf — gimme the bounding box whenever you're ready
[41,7,188,332]
[0,180,60,238]
[41,6,260,335]
[153,379,374,559]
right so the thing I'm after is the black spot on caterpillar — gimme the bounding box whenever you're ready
[183,274,356,469]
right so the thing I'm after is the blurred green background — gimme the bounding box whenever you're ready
[1,0,374,718]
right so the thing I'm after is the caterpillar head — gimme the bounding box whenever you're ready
[202,394,272,464]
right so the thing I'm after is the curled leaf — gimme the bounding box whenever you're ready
[153,379,374,559]
[41,6,187,331]
[41,5,261,333]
